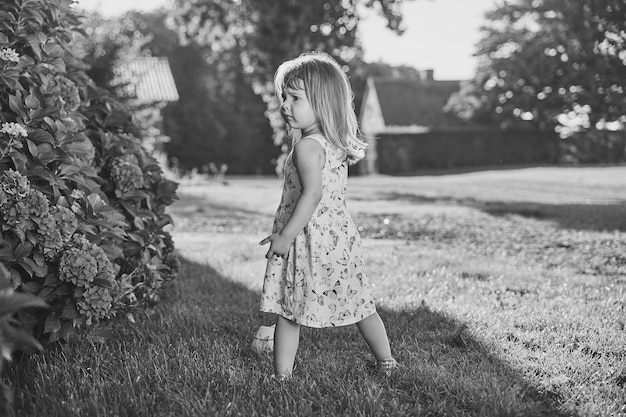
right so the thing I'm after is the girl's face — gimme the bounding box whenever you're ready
[281,81,320,136]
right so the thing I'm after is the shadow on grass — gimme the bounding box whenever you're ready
[7,256,577,417]
[479,201,626,232]
[379,191,626,232]
[171,191,272,218]
[380,163,626,177]
[167,257,576,417]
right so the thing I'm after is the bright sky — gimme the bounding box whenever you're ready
[73,0,496,81]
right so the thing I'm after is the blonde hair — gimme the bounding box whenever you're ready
[274,51,367,164]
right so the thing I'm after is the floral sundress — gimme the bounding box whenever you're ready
[260,134,376,328]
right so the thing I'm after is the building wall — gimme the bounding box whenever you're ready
[374,128,561,174]
[359,78,386,175]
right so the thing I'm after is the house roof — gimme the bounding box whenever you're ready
[116,57,179,104]
[370,77,462,127]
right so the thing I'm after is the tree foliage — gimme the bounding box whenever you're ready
[169,0,411,147]
[446,0,626,135]
[78,2,416,174]
[77,13,151,101]
[170,0,407,81]
[78,10,279,175]
[0,0,178,344]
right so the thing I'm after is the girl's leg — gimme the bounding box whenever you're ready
[356,312,393,361]
[274,315,301,377]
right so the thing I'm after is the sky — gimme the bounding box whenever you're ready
[74,0,497,81]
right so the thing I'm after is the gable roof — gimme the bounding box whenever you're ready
[116,57,179,105]
[370,77,462,127]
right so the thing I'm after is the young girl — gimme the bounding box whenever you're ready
[259,51,397,380]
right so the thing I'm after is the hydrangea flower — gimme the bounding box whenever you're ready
[36,205,77,260]
[59,245,98,287]
[49,76,81,114]
[0,170,29,197]
[35,211,63,259]
[54,205,78,241]
[70,189,86,200]
[0,48,20,63]
[0,171,79,259]
[0,122,28,138]
[0,170,50,240]
[59,233,118,325]
[110,154,144,193]
[77,285,113,323]
[0,172,22,207]
[58,235,116,288]
[15,189,50,237]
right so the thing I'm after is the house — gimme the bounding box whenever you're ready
[114,57,179,153]
[358,70,462,174]
[358,71,559,174]
[115,56,179,105]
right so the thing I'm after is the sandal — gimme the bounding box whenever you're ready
[270,373,292,382]
[376,358,398,376]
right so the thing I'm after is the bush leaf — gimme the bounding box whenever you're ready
[44,312,62,334]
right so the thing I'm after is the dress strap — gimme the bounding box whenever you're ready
[302,134,328,150]
[300,134,329,169]
[302,134,347,163]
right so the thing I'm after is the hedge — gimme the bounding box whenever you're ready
[0,0,179,344]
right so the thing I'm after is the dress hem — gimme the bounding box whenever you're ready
[260,307,377,328]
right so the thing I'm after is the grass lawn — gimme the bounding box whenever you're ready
[6,166,626,416]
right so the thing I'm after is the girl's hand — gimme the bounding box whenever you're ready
[260,233,291,259]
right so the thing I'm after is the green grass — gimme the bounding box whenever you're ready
[5,166,626,416]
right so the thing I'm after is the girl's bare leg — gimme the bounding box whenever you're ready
[274,315,301,377]
[356,312,393,361]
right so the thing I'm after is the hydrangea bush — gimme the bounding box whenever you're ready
[0,0,179,342]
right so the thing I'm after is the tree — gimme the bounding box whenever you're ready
[447,0,626,136]
[170,0,407,80]
[169,0,412,147]
[77,13,150,100]
[75,10,279,175]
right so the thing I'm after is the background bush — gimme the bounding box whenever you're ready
[0,0,179,344]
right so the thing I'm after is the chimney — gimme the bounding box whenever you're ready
[422,69,434,81]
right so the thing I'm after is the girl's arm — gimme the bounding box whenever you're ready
[261,138,324,258]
